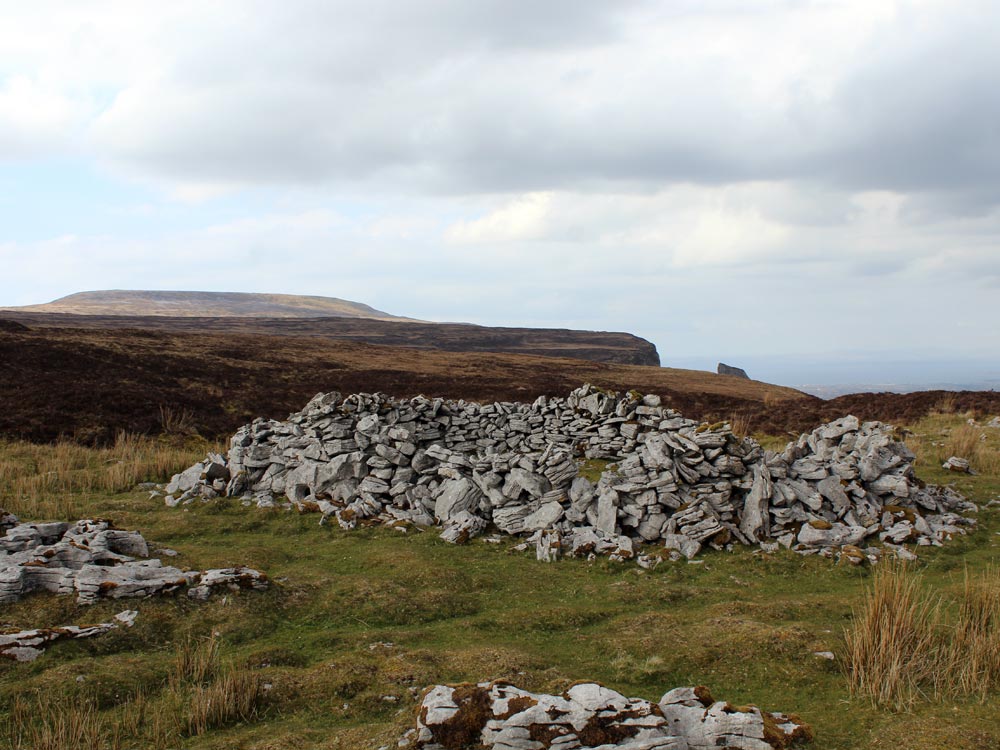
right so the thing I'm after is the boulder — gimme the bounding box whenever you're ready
[717,363,750,379]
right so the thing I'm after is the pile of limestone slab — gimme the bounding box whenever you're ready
[0,512,268,606]
[399,680,812,750]
[0,610,138,663]
[166,385,977,563]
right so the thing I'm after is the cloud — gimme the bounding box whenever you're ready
[445,193,552,243]
[0,76,87,157]
[0,0,954,206]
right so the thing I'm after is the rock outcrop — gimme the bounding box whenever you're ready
[167,385,976,563]
[718,363,750,379]
[0,516,268,605]
[398,681,812,749]
[0,610,137,662]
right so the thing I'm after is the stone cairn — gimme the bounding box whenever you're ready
[399,680,812,750]
[0,513,268,606]
[167,385,976,564]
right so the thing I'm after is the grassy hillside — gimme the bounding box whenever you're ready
[0,412,998,748]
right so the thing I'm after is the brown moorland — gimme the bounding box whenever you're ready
[3,321,1000,445]
[1,322,797,444]
[1,311,662,366]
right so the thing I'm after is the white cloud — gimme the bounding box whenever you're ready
[0,76,87,157]
[445,193,553,243]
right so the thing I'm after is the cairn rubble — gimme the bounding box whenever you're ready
[399,681,812,750]
[167,385,977,562]
[0,515,268,605]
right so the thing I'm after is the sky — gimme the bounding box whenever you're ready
[1,0,998,390]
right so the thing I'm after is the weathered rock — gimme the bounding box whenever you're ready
[0,610,138,662]
[0,517,268,605]
[660,686,812,750]
[402,681,811,749]
[439,511,488,544]
[718,363,750,379]
[662,534,702,560]
[434,478,484,523]
[187,567,270,600]
[942,456,974,474]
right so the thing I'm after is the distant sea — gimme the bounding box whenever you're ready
[663,355,1000,399]
[796,381,1000,399]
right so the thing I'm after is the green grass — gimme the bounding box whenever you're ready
[0,414,999,748]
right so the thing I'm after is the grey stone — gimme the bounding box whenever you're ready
[662,534,701,560]
[717,362,750,379]
[433,478,484,523]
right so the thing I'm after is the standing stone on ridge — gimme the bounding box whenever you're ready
[717,362,750,379]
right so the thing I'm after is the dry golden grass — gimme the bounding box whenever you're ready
[186,665,265,736]
[943,568,1000,702]
[944,424,986,463]
[157,404,198,436]
[727,411,752,439]
[171,632,222,690]
[845,563,1000,711]
[168,632,266,737]
[934,394,958,414]
[0,434,215,519]
[905,414,1000,476]
[1,634,265,748]
[844,561,940,711]
[5,696,103,750]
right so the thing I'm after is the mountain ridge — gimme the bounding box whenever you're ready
[1,290,411,321]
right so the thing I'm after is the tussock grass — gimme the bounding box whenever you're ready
[845,564,1000,710]
[727,411,752,439]
[934,394,958,414]
[4,696,102,750]
[944,567,1000,701]
[0,433,213,519]
[170,632,266,737]
[1,634,265,748]
[158,404,199,437]
[844,562,941,710]
[943,424,984,462]
[171,631,222,689]
[186,664,265,736]
[905,414,1000,476]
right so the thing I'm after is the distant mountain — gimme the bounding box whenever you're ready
[1,290,409,321]
[0,290,662,367]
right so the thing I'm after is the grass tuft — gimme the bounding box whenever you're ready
[845,563,1000,710]
[171,632,222,690]
[186,664,266,736]
[4,696,102,750]
[943,567,1000,701]
[844,561,940,711]
[727,411,752,439]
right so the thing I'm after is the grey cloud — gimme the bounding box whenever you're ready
[816,11,1000,196]
[80,0,1000,216]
